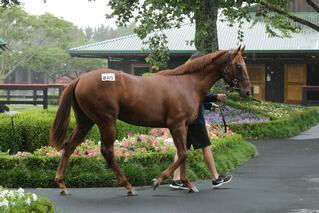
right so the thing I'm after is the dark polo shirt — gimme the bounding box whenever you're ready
[191,93,217,125]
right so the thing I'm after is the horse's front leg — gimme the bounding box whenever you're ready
[99,122,136,196]
[152,124,198,192]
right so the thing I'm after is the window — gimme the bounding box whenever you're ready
[131,64,151,76]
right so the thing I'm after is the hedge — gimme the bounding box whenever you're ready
[0,109,150,153]
[1,102,318,153]
[0,134,257,188]
[228,107,319,139]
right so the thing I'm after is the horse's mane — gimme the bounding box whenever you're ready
[156,50,226,76]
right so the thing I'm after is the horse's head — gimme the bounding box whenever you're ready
[222,46,251,98]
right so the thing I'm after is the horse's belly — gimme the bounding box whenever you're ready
[118,108,166,128]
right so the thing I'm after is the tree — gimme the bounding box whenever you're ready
[19,10,106,82]
[84,22,136,42]
[0,6,35,83]
[106,0,319,70]
[0,7,99,82]
[0,0,20,8]
[25,46,106,82]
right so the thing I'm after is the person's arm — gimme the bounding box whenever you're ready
[203,94,218,103]
[203,102,213,110]
[203,94,217,110]
[203,93,227,110]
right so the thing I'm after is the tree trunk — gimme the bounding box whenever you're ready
[194,0,219,54]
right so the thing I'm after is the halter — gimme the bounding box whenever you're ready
[222,50,249,91]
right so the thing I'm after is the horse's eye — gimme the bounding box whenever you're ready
[235,64,242,72]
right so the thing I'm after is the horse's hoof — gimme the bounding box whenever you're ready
[152,178,159,190]
[60,189,70,196]
[188,185,199,193]
[127,189,137,196]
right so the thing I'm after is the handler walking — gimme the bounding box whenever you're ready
[170,52,232,190]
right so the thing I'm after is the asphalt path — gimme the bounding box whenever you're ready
[26,127,319,213]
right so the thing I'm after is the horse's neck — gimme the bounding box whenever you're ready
[191,64,223,97]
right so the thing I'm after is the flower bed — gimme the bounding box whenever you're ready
[224,94,319,139]
[9,124,234,158]
[205,105,269,124]
[0,187,54,212]
[0,126,257,188]
[226,94,307,120]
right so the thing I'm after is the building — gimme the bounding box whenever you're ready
[69,17,319,104]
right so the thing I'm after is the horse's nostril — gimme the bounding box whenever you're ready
[246,91,250,97]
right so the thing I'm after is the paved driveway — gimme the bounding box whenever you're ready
[27,136,319,213]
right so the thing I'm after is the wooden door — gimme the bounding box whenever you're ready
[247,64,265,100]
[284,64,306,103]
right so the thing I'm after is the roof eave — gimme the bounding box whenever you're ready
[69,49,319,58]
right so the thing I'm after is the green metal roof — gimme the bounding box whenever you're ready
[69,17,319,57]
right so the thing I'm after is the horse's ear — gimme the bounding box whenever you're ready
[241,45,246,54]
[236,45,242,54]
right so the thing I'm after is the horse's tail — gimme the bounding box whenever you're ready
[50,79,79,151]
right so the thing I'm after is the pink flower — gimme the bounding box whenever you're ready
[138,134,147,142]
[141,148,146,154]
[121,140,129,148]
[128,131,134,137]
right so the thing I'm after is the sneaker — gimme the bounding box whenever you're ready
[212,174,232,188]
[169,180,188,190]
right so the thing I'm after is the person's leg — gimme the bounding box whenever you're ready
[203,145,233,188]
[169,152,189,189]
[173,153,180,180]
[202,145,219,180]
[170,125,192,190]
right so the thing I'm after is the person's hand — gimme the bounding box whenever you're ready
[217,94,227,102]
[211,103,219,112]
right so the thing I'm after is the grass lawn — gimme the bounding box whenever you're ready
[5,104,58,112]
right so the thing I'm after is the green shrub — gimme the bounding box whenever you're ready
[0,187,55,213]
[0,135,257,188]
[142,72,153,76]
[223,93,319,139]
[0,109,150,153]
[229,108,319,139]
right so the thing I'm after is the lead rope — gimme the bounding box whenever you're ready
[217,101,228,133]
[217,92,262,134]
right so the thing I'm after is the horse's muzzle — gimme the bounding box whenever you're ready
[240,88,251,98]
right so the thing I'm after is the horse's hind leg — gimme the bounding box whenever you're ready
[153,125,198,192]
[98,122,136,196]
[55,122,93,195]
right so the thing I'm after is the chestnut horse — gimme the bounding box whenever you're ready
[50,47,251,196]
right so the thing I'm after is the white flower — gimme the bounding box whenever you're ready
[25,197,31,205]
[164,138,173,144]
[1,190,8,196]
[32,193,38,201]
[17,192,24,199]
[0,199,9,207]
[8,191,14,198]
[17,188,24,193]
